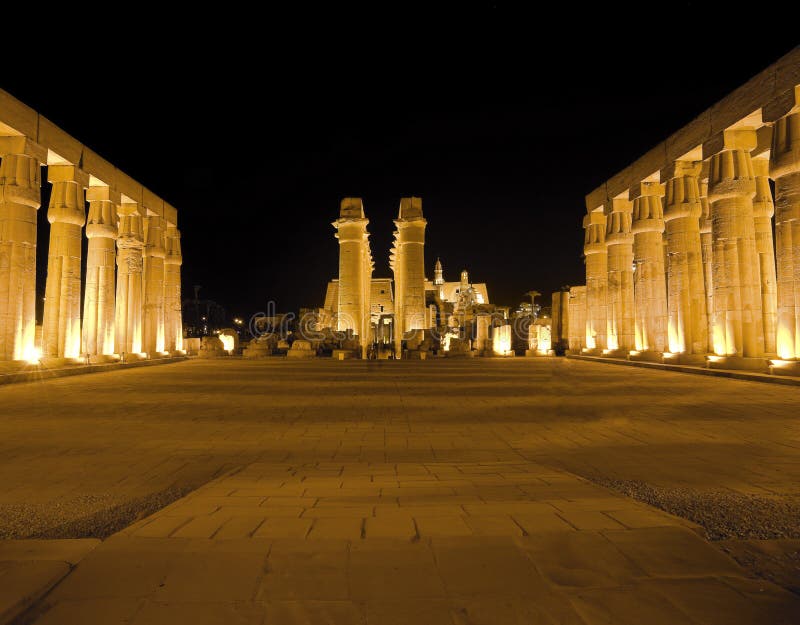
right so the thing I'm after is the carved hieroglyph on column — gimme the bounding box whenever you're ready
[333,198,373,358]
[663,161,708,354]
[699,178,715,352]
[391,197,426,358]
[0,137,43,361]
[143,215,166,355]
[752,157,778,354]
[82,185,118,356]
[705,129,764,357]
[583,211,607,350]
[604,198,634,351]
[42,165,88,359]
[769,108,800,360]
[164,226,183,352]
[631,182,667,353]
[115,204,144,355]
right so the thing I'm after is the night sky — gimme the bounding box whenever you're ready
[2,9,796,321]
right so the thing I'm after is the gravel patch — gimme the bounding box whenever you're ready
[0,486,195,540]
[592,479,800,541]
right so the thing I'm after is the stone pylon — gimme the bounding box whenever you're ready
[752,157,778,354]
[390,197,427,358]
[0,137,44,361]
[333,198,372,358]
[42,165,88,359]
[705,129,764,357]
[143,215,166,355]
[115,203,144,355]
[583,211,607,350]
[699,178,715,352]
[631,182,668,353]
[604,198,634,352]
[82,186,118,357]
[164,226,183,353]
[663,161,708,354]
[769,109,800,360]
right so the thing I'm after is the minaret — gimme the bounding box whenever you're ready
[390,197,426,358]
[333,198,373,358]
[434,258,444,285]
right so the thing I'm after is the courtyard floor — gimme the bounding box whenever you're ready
[1,358,798,624]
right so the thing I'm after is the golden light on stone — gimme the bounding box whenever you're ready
[575,49,800,376]
[493,325,511,355]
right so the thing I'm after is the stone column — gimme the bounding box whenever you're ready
[164,226,183,353]
[0,137,44,361]
[583,210,607,350]
[604,198,634,352]
[392,197,426,358]
[704,129,764,357]
[82,186,118,357]
[631,182,668,353]
[699,178,715,352]
[769,108,800,360]
[143,215,166,355]
[42,165,88,359]
[568,286,587,353]
[115,204,144,356]
[752,157,778,354]
[333,198,371,357]
[663,161,708,355]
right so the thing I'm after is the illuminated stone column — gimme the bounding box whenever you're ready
[568,286,587,352]
[705,129,764,357]
[82,186,118,357]
[333,198,372,358]
[699,178,715,352]
[391,197,426,358]
[142,215,166,355]
[164,226,183,352]
[0,137,44,361]
[42,165,88,359]
[769,109,800,360]
[631,181,667,353]
[752,157,778,354]
[115,204,144,355]
[583,210,607,350]
[662,161,708,354]
[604,198,634,351]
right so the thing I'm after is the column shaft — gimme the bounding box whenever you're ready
[115,206,144,355]
[82,187,118,356]
[42,165,87,359]
[707,130,764,357]
[164,226,183,352]
[699,180,715,352]
[752,158,778,354]
[143,215,166,355]
[605,199,634,351]
[583,211,607,350]
[0,138,42,361]
[663,162,708,354]
[632,183,668,352]
[771,111,800,359]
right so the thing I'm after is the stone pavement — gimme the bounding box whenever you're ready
[1,358,799,623]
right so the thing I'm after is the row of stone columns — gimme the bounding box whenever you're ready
[582,109,800,363]
[0,143,182,363]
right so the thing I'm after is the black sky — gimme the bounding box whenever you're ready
[3,8,797,320]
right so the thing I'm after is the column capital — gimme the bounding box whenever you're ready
[86,185,119,240]
[47,164,89,187]
[664,161,703,222]
[702,128,757,160]
[770,110,800,181]
[86,185,121,204]
[165,227,182,266]
[629,181,664,200]
[583,210,607,255]
[752,157,775,219]
[604,198,633,245]
[143,215,166,258]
